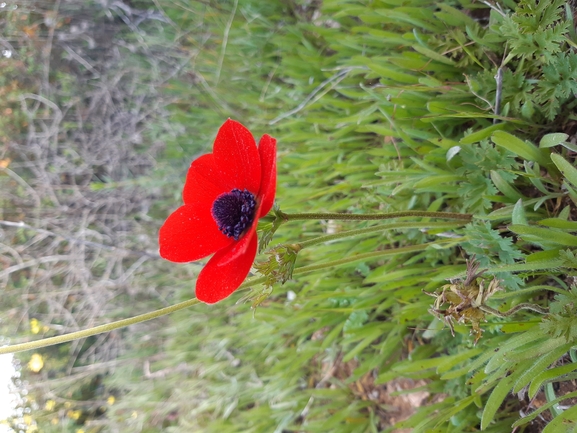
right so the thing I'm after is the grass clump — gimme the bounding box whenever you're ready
[106,0,577,431]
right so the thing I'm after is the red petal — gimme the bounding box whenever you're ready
[182,153,228,204]
[195,232,258,304]
[257,134,277,217]
[213,119,261,194]
[159,204,233,263]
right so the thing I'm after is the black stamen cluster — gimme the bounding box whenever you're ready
[211,189,257,240]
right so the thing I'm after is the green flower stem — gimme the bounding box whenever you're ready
[480,303,549,317]
[448,259,565,281]
[0,238,462,355]
[292,237,464,275]
[295,221,465,250]
[280,210,472,222]
[0,298,200,355]
[491,284,568,299]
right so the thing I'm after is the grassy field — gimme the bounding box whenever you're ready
[2,0,577,432]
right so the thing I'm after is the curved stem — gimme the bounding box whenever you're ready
[296,221,465,250]
[448,259,565,281]
[281,210,472,222]
[0,238,463,355]
[480,303,549,317]
[0,298,199,355]
[294,238,464,275]
[491,284,568,299]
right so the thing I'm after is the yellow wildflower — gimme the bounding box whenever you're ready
[28,354,43,373]
[67,410,81,420]
[29,319,41,335]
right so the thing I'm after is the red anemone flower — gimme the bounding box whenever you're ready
[159,119,277,304]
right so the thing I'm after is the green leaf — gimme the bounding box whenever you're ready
[499,321,539,333]
[342,327,381,362]
[490,170,524,201]
[509,337,570,362]
[411,396,477,433]
[542,403,577,432]
[526,249,562,263]
[540,133,569,148]
[357,124,400,137]
[460,124,508,145]
[538,218,577,230]
[511,199,528,225]
[529,361,577,399]
[435,4,477,27]
[436,348,483,374]
[512,391,577,428]
[412,45,457,66]
[375,8,442,32]
[367,62,419,83]
[551,153,577,189]
[439,344,504,380]
[524,160,550,194]
[561,142,577,152]
[484,330,547,374]
[413,174,461,188]
[481,359,534,430]
[509,224,577,247]
[545,382,564,418]
[320,322,345,350]
[513,342,574,394]
[491,131,551,167]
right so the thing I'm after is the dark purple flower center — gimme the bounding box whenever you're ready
[211,189,257,241]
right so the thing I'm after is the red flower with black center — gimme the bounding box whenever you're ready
[159,119,277,304]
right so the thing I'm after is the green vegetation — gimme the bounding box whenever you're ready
[2,0,577,432]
